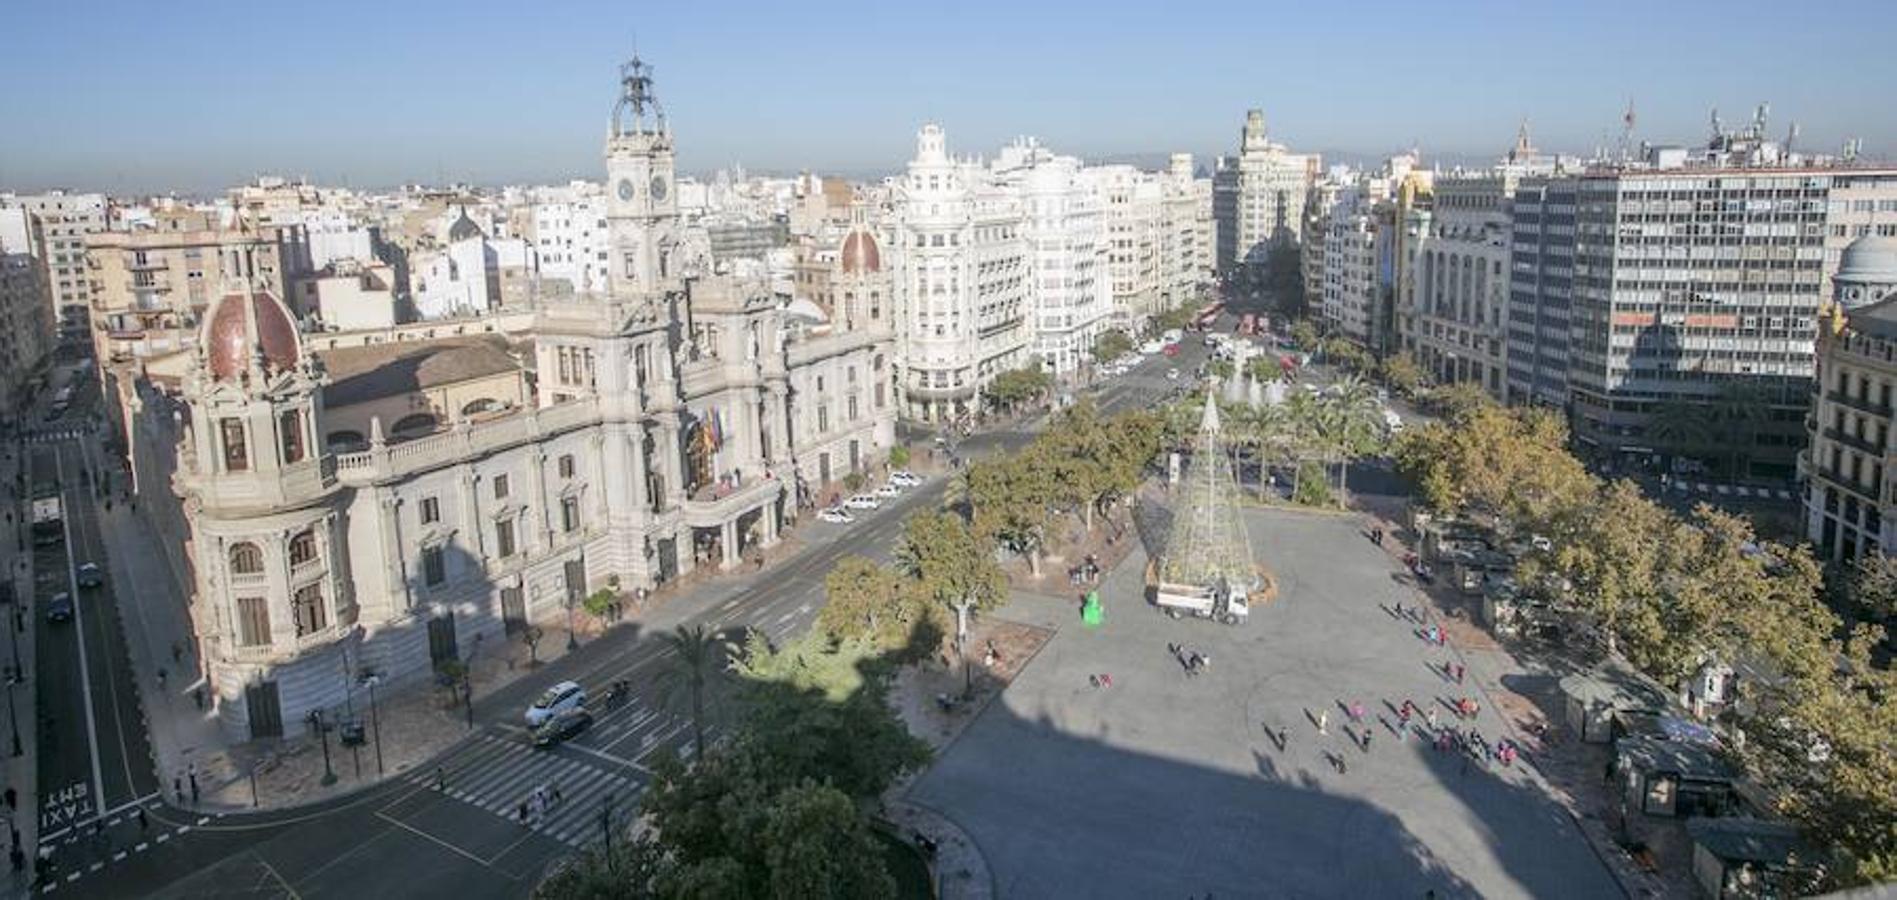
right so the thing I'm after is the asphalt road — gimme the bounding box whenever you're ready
[46,328,1208,898]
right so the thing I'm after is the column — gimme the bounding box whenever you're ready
[458,471,484,561]
[761,495,781,549]
[377,495,409,612]
[529,449,554,552]
[719,519,738,571]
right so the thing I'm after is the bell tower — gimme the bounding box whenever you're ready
[605,55,677,301]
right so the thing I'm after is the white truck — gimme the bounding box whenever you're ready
[1154,575,1249,625]
[31,496,62,546]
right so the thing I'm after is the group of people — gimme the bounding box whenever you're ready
[1067,554,1102,586]
[516,781,565,826]
[1167,643,1210,677]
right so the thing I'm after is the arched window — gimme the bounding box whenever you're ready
[289,530,318,567]
[229,542,263,575]
[460,398,501,417]
[326,430,366,452]
[391,413,438,440]
[279,410,305,464]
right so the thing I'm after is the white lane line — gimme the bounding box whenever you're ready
[154,832,169,843]
[134,842,148,852]
[65,872,80,882]
[111,851,126,862]
[51,452,107,827]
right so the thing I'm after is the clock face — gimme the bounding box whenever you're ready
[650,175,669,202]
[616,179,635,201]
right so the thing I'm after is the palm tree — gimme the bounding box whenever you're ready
[1646,396,1716,474]
[656,624,720,760]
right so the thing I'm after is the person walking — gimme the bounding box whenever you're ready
[1318,710,1329,735]
[517,802,530,826]
[1455,663,1465,685]
[135,808,148,832]
[550,782,563,806]
[434,766,447,792]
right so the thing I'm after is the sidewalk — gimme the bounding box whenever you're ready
[1,444,37,898]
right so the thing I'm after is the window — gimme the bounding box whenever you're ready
[422,546,446,586]
[289,530,318,568]
[420,497,440,525]
[229,542,263,576]
[279,410,305,464]
[562,496,580,533]
[493,474,510,499]
[558,454,575,479]
[292,584,326,637]
[236,597,270,647]
[221,419,249,471]
[495,518,517,558]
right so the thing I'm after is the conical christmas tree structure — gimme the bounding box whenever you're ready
[1160,389,1257,593]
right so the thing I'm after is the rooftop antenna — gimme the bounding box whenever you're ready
[1619,97,1637,160]
[1785,121,1801,158]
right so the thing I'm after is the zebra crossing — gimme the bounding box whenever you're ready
[409,732,644,848]
[21,425,90,443]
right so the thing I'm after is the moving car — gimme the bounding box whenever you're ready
[844,494,881,510]
[46,592,73,625]
[532,708,594,748]
[889,470,924,487]
[525,680,587,727]
[817,507,854,524]
[873,483,903,498]
[76,563,103,589]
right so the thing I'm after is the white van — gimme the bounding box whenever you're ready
[525,680,587,726]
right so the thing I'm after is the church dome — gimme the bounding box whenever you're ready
[839,229,881,274]
[448,207,485,242]
[1838,235,1897,285]
[204,290,301,381]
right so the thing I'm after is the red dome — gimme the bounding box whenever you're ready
[206,291,301,380]
[840,229,881,274]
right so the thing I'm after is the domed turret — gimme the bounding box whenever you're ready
[840,229,881,275]
[1834,234,1897,311]
[204,290,301,381]
[448,207,485,242]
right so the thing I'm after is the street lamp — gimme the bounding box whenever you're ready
[601,791,616,872]
[307,709,336,786]
[362,674,384,775]
[564,590,579,651]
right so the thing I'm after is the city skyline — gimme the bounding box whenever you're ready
[6,0,1896,194]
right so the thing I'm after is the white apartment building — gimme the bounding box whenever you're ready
[411,213,538,320]
[995,139,1113,376]
[1084,164,1163,333]
[891,125,1030,422]
[1159,153,1215,317]
[529,183,612,293]
[0,190,106,318]
[0,254,53,417]
[1321,188,1381,344]
[1213,109,1320,272]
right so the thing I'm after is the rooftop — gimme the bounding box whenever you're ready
[318,335,521,409]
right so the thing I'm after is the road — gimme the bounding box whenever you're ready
[28,361,164,882]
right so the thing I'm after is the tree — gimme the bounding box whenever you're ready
[816,556,945,659]
[533,834,666,900]
[1425,381,1494,422]
[984,366,1053,412]
[887,445,910,470]
[1393,405,1595,529]
[1153,303,1197,334]
[1377,353,1428,399]
[1831,552,1897,624]
[1206,359,1235,380]
[895,511,1008,665]
[656,624,724,760]
[842,471,865,493]
[966,452,1057,575]
[1090,329,1134,363]
[522,626,545,667]
[1542,480,1670,659]
[1288,318,1321,351]
[1312,375,1387,499]
[760,783,897,900]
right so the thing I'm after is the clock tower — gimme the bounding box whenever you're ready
[604,55,677,301]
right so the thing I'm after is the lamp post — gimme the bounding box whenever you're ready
[600,791,616,872]
[362,674,384,775]
[564,590,579,651]
[307,709,336,786]
[6,680,19,758]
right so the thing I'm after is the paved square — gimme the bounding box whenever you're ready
[910,508,1620,899]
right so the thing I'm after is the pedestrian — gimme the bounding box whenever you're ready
[193,687,204,710]
[550,782,563,805]
[1455,663,1464,685]
[1278,727,1289,749]
[136,808,148,832]
[156,667,167,690]
[173,775,183,805]
[1362,731,1372,752]
[517,802,530,826]
[1425,709,1438,730]
[189,773,199,805]
[435,766,447,791]
[1318,710,1329,735]
[171,641,183,665]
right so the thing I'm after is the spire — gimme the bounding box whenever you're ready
[1200,386,1221,435]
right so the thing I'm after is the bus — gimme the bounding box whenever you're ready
[28,445,62,546]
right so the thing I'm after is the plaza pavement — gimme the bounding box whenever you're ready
[909,506,1622,900]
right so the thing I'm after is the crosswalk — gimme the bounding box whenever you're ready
[410,732,644,848]
[21,426,90,443]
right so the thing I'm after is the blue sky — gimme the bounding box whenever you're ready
[4,0,1893,194]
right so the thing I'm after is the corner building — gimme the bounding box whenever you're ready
[157,59,894,739]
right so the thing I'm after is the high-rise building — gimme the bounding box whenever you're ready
[1405,174,1518,399]
[1213,109,1320,273]
[891,125,1030,423]
[997,140,1113,375]
[0,254,54,415]
[1802,235,1897,562]
[0,191,106,320]
[1505,177,1580,408]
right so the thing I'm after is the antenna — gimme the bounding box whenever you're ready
[1619,98,1637,161]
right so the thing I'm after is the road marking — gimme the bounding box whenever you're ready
[719,598,740,611]
[253,854,305,900]
[65,872,79,882]
[111,851,125,862]
[154,832,169,843]
[133,842,148,852]
[375,811,496,868]
[195,816,209,825]
[558,741,650,774]
[51,452,107,835]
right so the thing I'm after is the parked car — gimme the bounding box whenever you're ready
[525,680,587,727]
[532,708,594,748]
[76,563,103,589]
[890,470,924,487]
[1166,368,1180,380]
[844,494,882,510]
[46,592,73,625]
[873,483,903,498]
[817,507,854,524]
